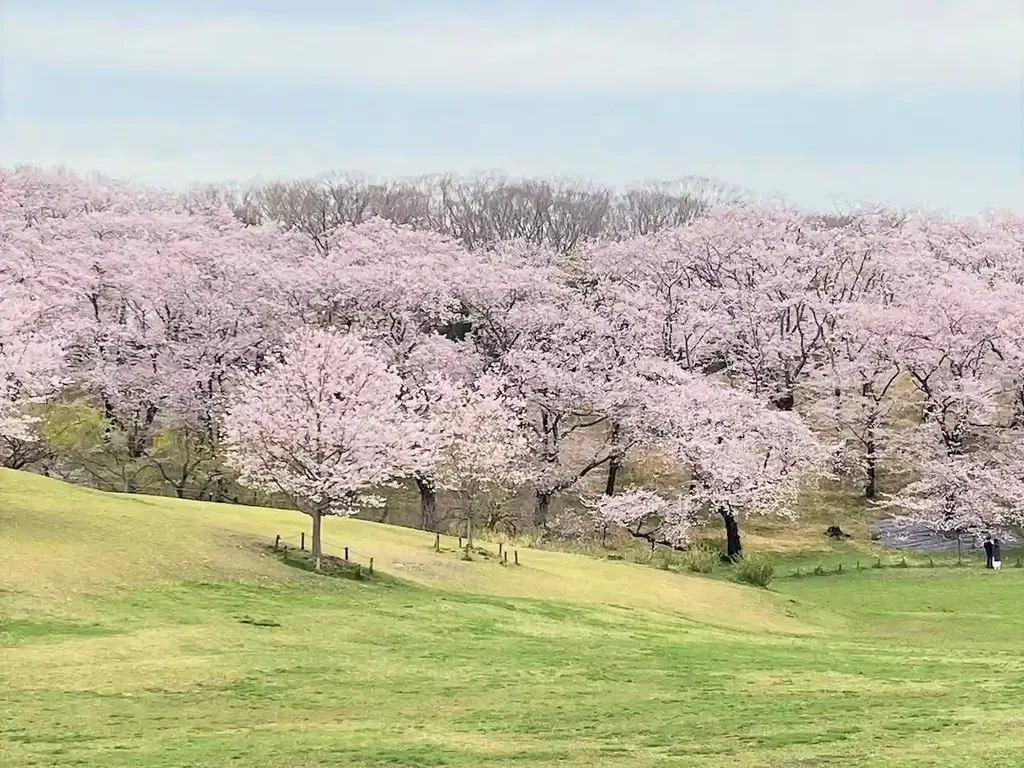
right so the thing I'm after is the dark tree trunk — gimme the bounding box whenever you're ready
[604,455,621,497]
[864,440,878,500]
[415,476,438,530]
[604,422,623,496]
[534,490,551,528]
[720,507,742,561]
[772,392,795,411]
[311,509,323,572]
[863,398,879,500]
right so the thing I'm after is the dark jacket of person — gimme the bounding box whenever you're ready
[984,539,994,567]
[993,540,1002,561]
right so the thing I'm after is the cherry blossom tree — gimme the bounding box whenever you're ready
[0,316,64,468]
[279,217,483,527]
[433,377,534,549]
[883,426,1024,542]
[451,241,621,526]
[615,360,828,559]
[222,328,432,570]
[0,194,70,469]
[804,302,914,499]
[876,246,1024,538]
[587,487,697,550]
[28,194,299,492]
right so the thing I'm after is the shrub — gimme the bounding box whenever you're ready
[652,548,680,570]
[625,547,654,566]
[682,543,719,574]
[735,552,775,588]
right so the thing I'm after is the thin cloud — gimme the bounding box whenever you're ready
[6,0,1022,92]
[2,117,1021,213]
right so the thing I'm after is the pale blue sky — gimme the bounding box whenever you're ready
[2,0,1022,212]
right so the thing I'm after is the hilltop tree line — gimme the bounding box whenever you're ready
[3,166,1024,566]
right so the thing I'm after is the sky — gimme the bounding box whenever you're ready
[1,0,1022,213]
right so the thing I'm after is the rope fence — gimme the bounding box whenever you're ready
[430,531,521,565]
[270,533,376,575]
[267,530,525,577]
[787,553,1024,580]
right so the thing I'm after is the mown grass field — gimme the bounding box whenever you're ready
[2,469,1023,767]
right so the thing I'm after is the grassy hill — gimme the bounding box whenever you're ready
[2,469,1024,767]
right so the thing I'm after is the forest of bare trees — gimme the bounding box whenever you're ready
[191,174,743,253]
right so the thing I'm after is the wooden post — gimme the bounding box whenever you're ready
[435,533,441,553]
[458,536,463,549]
[498,542,504,557]
[503,552,508,564]
[369,557,374,574]
[301,532,305,551]
[514,550,519,566]
[837,563,843,573]
[274,535,280,550]
[344,546,349,562]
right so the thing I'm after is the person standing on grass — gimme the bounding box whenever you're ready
[992,538,1002,570]
[984,535,994,569]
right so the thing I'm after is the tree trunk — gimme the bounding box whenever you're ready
[864,440,878,500]
[773,391,795,411]
[604,455,622,497]
[311,509,323,572]
[534,490,551,528]
[720,507,742,561]
[415,476,437,530]
[863,403,879,500]
[604,423,623,496]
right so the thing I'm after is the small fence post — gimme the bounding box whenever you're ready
[458,536,463,549]
[274,535,280,550]
[435,533,440,553]
[369,557,374,574]
[503,551,508,565]
[498,543,504,557]
[344,546,349,562]
[514,550,519,566]
[301,532,305,551]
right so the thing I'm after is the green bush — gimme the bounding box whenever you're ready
[652,548,679,570]
[735,553,775,588]
[682,543,719,574]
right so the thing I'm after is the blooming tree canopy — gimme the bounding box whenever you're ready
[223,327,432,569]
[433,376,534,547]
[5,165,1024,562]
[608,360,828,558]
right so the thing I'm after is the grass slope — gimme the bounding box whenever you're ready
[0,470,808,634]
[2,470,1023,767]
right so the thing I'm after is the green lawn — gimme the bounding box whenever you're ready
[2,470,1023,767]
